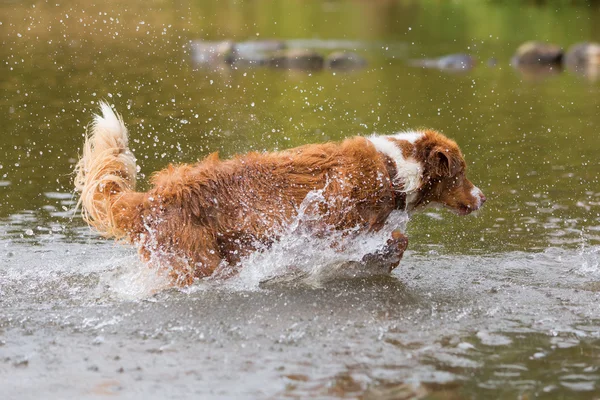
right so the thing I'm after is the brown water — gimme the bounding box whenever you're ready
[2,0,600,399]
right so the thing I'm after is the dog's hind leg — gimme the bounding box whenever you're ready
[138,247,223,287]
[136,225,223,287]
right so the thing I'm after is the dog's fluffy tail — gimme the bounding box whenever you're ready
[74,102,139,239]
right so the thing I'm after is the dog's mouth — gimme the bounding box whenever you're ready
[456,206,472,216]
[422,202,477,216]
[449,204,478,216]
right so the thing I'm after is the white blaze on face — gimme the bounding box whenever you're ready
[471,186,484,208]
[367,135,422,193]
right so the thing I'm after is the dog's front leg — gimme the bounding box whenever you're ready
[360,229,409,273]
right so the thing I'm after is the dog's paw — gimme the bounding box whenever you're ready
[390,229,409,252]
[361,229,408,273]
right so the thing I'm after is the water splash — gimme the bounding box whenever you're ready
[219,190,410,291]
[577,238,600,277]
[99,254,172,300]
[85,189,411,297]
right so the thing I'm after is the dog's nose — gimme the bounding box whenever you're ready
[479,193,487,205]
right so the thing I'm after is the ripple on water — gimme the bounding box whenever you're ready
[43,192,74,200]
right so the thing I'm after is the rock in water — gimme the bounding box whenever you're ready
[234,40,286,55]
[270,49,324,70]
[409,53,475,71]
[190,40,235,65]
[408,53,475,71]
[231,40,287,67]
[512,41,563,66]
[434,53,475,70]
[325,51,367,70]
[565,42,600,79]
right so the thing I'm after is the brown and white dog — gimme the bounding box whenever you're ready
[75,102,485,286]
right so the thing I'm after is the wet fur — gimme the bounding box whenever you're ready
[75,103,484,286]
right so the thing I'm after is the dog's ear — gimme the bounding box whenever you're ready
[429,146,461,177]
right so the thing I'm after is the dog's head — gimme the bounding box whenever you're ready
[371,130,486,215]
[408,130,485,215]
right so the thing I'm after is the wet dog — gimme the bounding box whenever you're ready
[75,102,485,286]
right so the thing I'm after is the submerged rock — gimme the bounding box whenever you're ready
[234,40,286,55]
[190,40,369,72]
[408,53,475,71]
[190,40,235,65]
[270,48,324,70]
[229,52,271,67]
[512,41,563,66]
[325,51,367,70]
[565,42,600,80]
[231,40,287,67]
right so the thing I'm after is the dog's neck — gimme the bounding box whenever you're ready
[380,154,408,210]
[367,135,422,193]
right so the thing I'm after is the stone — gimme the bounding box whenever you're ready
[189,40,235,65]
[269,49,324,70]
[325,51,367,70]
[408,53,475,71]
[565,42,600,80]
[512,41,563,66]
[234,40,286,55]
[231,40,287,67]
[565,42,600,66]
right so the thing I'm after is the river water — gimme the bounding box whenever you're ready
[1,0,600,398]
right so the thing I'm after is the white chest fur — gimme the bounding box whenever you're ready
[367,134,423,193]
